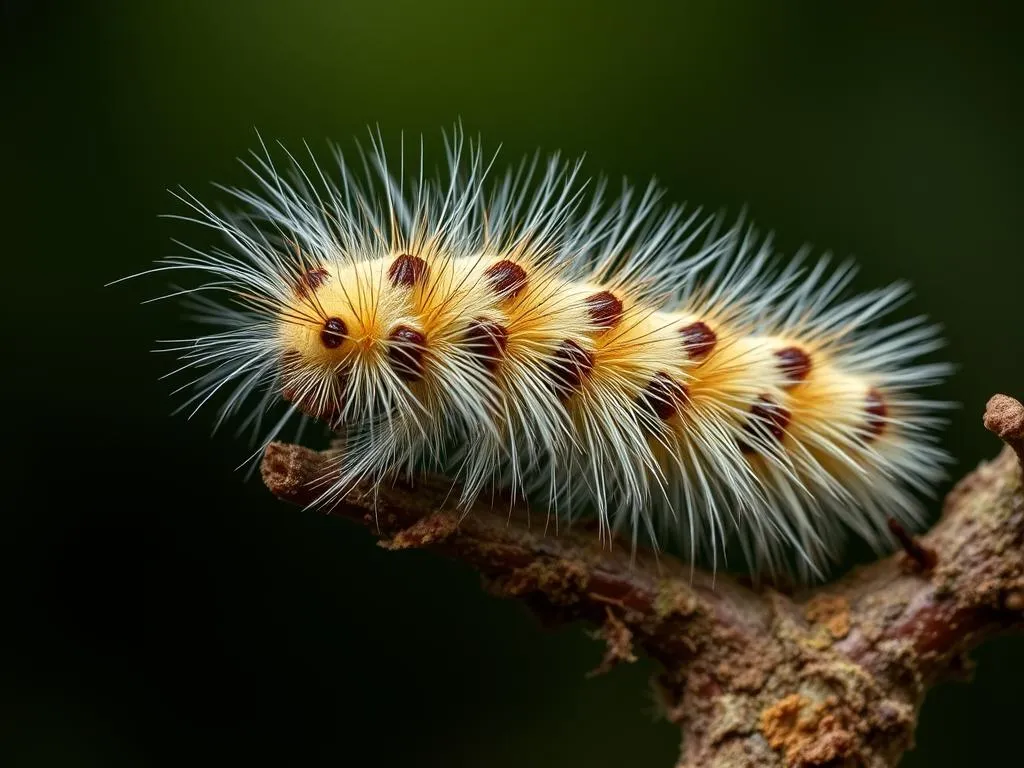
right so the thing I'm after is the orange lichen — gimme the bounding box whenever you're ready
[760,695,855,767]
[804,594,851,640]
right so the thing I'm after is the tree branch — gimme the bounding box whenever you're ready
[261,393,1024,768]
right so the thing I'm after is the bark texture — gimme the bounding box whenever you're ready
[260,394,1024,768]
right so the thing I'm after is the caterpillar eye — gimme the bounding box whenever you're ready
[320,317,347,349]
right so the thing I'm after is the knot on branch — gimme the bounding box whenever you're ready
[984,393,1024,469]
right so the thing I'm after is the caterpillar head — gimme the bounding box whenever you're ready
[275,259,424,429]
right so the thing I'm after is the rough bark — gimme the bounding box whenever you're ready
[260,394,1024,768]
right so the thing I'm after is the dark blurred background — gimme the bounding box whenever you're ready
[3,1,1023,766]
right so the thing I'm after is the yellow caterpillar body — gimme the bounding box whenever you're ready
[140,128,951,578]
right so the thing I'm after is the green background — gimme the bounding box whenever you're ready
[4,1,1023,766]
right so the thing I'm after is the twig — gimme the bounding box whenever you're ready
[886,518,938,572]
[261,393,1024,768]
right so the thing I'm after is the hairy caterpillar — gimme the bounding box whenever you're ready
[130,127,952,579]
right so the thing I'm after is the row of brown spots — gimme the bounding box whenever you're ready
[865,388,887,440]
[484,259,528,301]
[679,321,717,361]
[775,346,812,385]
[638,372,689,421]
[320,317,347,349]
[387,325,427,382]
[464,318,509,372]
[584,290,623,331]
[549,340,594,399]
[739,396,791,454]
[387,253,429,287]
[296,266,330,298]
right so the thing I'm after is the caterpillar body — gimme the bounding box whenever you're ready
[141,128,952,579]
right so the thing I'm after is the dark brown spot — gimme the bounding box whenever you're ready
[775,346,812,384]
[549,340,594,399]
[282,372,347,430]
[387,254,428,287]
[739,396,791,453]
[320,317,347,349]
[484,259,528,301]
[584,291,623,331]
[865,388,888,440]
[638,372,689,421]
[679,321,717,361]
[464,318,509,372]
[387,325,427,382]
[297,267,330,298]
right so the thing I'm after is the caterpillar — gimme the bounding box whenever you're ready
[132,126,952,579]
